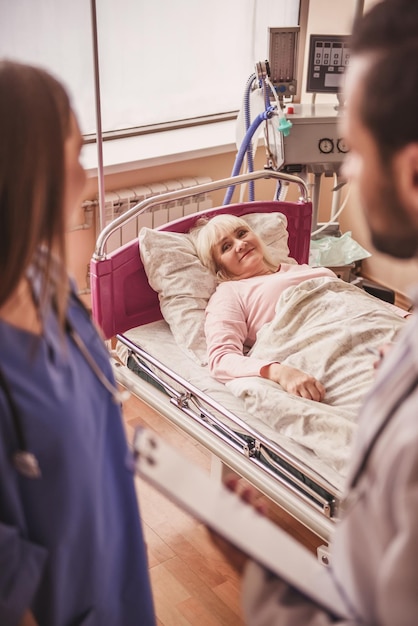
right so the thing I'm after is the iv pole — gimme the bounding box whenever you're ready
[90,0,106,233]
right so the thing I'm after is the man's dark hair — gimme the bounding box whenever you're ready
[350,0,418,162]
[350,0,418,54]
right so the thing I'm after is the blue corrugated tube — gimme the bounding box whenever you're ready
[243,74,257,202]
[223,105,276,205]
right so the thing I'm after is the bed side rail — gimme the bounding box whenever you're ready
[118,333,341,518]
[93,170,309,260]
[90,171,312,338]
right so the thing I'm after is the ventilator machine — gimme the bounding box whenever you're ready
[231,29,350,231]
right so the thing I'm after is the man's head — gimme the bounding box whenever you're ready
[342,0,418,259]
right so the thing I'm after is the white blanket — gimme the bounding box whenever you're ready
[226,277,406,476]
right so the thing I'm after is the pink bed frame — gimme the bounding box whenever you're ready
[90,199,312,339]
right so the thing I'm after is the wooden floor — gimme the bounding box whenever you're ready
[122,391,323,626]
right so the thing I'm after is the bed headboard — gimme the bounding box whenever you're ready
[90,199,312,339]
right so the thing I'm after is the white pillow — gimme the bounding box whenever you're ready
[139,212,295,366]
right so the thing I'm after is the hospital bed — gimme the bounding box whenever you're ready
[90,170,404,547]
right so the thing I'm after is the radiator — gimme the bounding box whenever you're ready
[100,176,213,252]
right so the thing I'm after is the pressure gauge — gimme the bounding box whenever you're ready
[337,138,349,153]
[318,138,334,154]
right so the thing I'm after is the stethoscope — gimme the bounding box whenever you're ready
[0,296,129,480]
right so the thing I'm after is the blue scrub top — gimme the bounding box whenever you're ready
[0,281,155,625]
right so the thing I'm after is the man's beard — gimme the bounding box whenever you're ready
[371,230,418,259]
[368,173,418,260]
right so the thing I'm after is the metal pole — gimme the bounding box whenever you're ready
[353,0,365,26]
[90,0,106,232]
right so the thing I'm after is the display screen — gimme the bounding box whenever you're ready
[306,35,350,94]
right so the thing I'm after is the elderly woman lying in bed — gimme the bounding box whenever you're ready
[138,211,408,472]
[192,214,338,401]
[191,214,409,452]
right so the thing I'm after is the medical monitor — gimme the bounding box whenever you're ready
[306,35,350,94]
[268,27,300,98]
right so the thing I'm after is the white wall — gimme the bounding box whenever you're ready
[303,0,418,303]
[73,0,418,306]
[300,0,359,104]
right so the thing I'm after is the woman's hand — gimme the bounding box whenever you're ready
[260,363,326,402]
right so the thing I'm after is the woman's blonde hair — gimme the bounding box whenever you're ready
[191,214,277,281]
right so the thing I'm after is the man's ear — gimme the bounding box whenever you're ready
[395,144,418,222]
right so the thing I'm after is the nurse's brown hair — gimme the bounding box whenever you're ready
[0,60,71,325]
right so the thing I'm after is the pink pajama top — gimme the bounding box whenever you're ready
[204,264,337,383]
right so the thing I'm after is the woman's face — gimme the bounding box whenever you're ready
[64,112,87,228]
[212,224,268,279]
